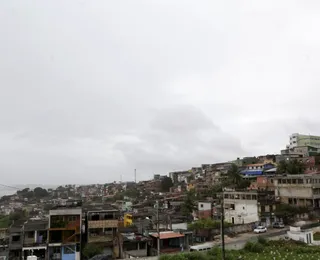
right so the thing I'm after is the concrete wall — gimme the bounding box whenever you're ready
[287,227,313,244]
[49,208,82,216]
[224,200,258,224]
[198,202,211,211]
[276,186,313,198]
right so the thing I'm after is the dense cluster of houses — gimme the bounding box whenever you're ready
[1,133,320,259]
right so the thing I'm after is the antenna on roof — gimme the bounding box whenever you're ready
[134,169,137,183]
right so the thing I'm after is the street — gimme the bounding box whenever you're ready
[216,228,289,250]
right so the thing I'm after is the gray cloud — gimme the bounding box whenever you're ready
[1,0,320,184]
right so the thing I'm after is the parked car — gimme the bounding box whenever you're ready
[273,222,285,228]
[254,226,267,233]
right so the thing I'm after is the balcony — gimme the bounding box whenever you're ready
[10,241,23,250]
[50,220,80,230]
[88,220,118,229]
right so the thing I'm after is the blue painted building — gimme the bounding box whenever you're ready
[241,163,275,176]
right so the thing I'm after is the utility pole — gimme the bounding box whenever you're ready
[220,193,226,260]
[134,169,137,183]
[156,200,160,256]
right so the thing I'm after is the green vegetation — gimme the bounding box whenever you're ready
[82,243,104,259]
[188,218,232,230]
[16,187,49,199]
[181,190,197,217]
[224,164,251,190]
[161,176,174,192]
[313,232,320,241]
[0,215,10,228]
[159,240,320,260]
[274,204,309,224]
[276,159,305,175]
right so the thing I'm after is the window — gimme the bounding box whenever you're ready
[52,247,61,254]
[298,179,303,184]
[64,246,75,255]
[68,216,77,222]
[27,232,34,238]
[200,204,203,208]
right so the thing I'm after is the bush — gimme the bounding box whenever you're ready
[207,246,221,256]
[257,236,268,245]
[244,241,264,253]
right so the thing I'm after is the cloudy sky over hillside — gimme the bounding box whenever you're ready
[1,0,320,184]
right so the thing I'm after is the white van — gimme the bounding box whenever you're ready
[190,243,214,252]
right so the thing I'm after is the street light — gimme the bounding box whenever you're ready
[146,200,160,256]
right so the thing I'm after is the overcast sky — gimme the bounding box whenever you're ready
[1,1,320,185]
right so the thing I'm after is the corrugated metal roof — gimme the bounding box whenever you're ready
[241,170,263,175]
[150,232,184,239]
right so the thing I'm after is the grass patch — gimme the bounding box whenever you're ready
[313,232,320,241]
[0,215,10,228]
[160,240,320,260]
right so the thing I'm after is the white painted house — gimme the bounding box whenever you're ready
[223,191,259,225]
[286,226,313,244]
[198,202,212,211]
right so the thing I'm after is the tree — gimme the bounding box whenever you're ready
[188,218,232,230]
[276,160,287,174]
[181,190,197,217]
[287,159,305,174]
[34,187,49,198]
[274,204,309,224]
[227,164,242,185]
[223,164,250,190]
[276,159,305,175]
[161,176,173,192]
[123,188,140,198]
[9,209,27,221]
[82,244,103,259]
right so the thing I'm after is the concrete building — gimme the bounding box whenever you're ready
[48,208,82,260]
[0,228,8,260]
[86,207,120,258]
[223,191,259,225]
[288,133,320,149]
[273,174,320,208]
[286,226,313,244]
[22,219,48,260]
[240,163,275,176]
[196,202,212,220]
[8,220,25,260]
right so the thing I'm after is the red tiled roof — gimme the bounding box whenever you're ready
[150,232,184,239]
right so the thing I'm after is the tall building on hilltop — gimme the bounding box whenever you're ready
[288,133,320,149]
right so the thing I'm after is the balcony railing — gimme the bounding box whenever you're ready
[88,220,118,229]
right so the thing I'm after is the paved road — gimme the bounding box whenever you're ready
[223,228,288,250]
